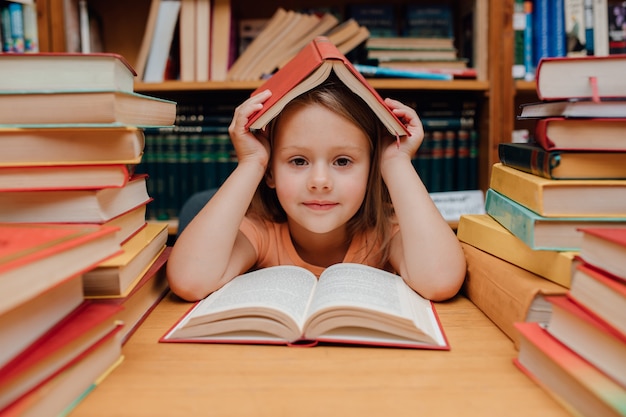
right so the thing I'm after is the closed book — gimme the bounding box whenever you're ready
[0,302,122,411]
[533,118,626,151]
[489,162,626,217]
[498,140,626,177]
[457,214,578,287]
[518,98,626,118]
[0,174,151,223]
[246,36,409,138]
[545,295,626,388]
[82,222,168,297]
[461,242,567,349]
[578,227,626,281]
[485,188,626,251]
[535,53,626,101]
[0,276,84,369]
[0,91,176,127]
[209,0,234,81]
[498,142,626,180]
[0,52,135,93]
[0,163,136,191]
[0,223,120,315]
[0,127,145,166]
[514,322,626,417]
[569,262,626,337]
[89,247,170,344]
[142,0,181,82]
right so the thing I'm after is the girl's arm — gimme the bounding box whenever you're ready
[166,90,272,301]
[381,98,466,301]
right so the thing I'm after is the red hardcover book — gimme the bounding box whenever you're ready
[245,36,409,138]
[0,174,151,223]
[514,322,626,417]
[535,54,626,101]
[545,295,626,388]
[569,262,626,337]
[0,163,136,191]
[534,118,626,151]
[578,227,626,280]
[90,247,171,344]
[0,302,123,411]
[0,223,121,315]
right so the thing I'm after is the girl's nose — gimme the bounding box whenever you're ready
[307,163,332,191]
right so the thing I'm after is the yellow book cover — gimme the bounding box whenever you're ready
[461,242,567,349]
[457,214,578,287]
[489,163,626,217]
[82,222,168,297]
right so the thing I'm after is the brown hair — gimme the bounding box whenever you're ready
[247,74,396,267]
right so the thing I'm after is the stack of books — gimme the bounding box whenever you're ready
[226,8,370,81]
[514,227,626,416]
[350,4,475,79]
[0,52,176,415]
[458,53,626,415]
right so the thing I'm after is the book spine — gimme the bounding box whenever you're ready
[608,3,626,54]
[513,0,527,79]
[484,189,536,249]
[456,129,470,190]
[403,4,453,38]
[551,0,568,57]
[429,131,444,192]
[523,1,535,79]
[442,130,456,192]
[564,0,587,55]
[593,0,609,56]
[533,0,551,66]
[22,3,38,52]
[584,0,595,54]
[468,130,479,190]
[0,4,12,52]
[353,64,452,80]
[347,4,397,37]
[7,2,24,53]
[498,143,554,179]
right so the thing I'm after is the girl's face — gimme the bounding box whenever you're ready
[267,103,371,236]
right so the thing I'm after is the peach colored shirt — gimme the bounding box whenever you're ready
[240,216,399,277]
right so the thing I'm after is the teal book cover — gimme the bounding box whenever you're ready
[485,188,626,251]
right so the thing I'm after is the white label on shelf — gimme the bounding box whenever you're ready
[430,190,485,222]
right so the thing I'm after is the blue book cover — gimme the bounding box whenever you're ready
[533,0,551,66]
[485,188,626,251]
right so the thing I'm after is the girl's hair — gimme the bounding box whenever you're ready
[247,73,396,267]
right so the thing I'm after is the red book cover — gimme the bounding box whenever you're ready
[245,36,409,137]
[535,54,626,101]
[579,227,626,249]
[534,117,626,151]
[0,302,123,411]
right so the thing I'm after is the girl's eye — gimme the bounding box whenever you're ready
[290,157,307,166]
[335,157,352,167]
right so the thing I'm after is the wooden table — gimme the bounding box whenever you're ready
[70,293,571,417]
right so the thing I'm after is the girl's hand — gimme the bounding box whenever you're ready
[228,89,272,169]
[381,98,424,163]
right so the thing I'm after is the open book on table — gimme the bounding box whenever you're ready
[161,263,449,349]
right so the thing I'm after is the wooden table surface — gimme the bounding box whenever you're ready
[70,293,571,417]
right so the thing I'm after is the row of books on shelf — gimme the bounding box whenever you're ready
[121,0,480,83]
[458,53,626,416]
[0,0,38,53]
[0,52,177,415]
[512,0,626,80]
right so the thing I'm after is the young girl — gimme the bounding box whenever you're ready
[167,75,466,302]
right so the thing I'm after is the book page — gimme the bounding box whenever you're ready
[303,263,445,345]
[182,266,317,331]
